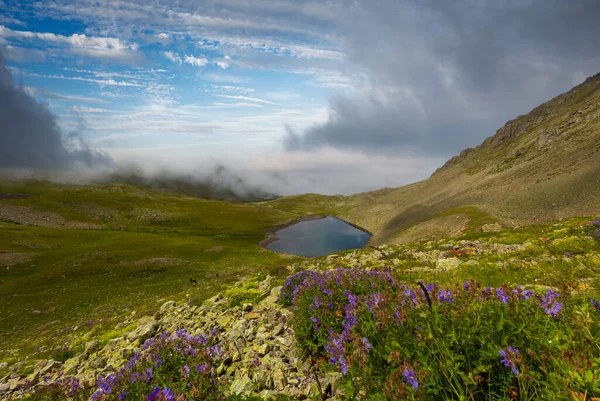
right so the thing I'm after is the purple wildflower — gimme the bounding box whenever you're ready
[91,391,104,401]
[539,289,563,317]
[182,365,190,377]
[511,286,534,301]
[142,368,153,384]
[153,355,163,368]
[196,363,211,374]
[159,388,175,401]
[326,332,348,375]
[496,288,509,304]
[361,337,372,353]
[425,282,439,293]
[403,287,418,306]
[499,346,520,376]
[403,368,418,389]
[69,378,81,397]
[97,374,115,395]
[591,299,600,310]
[147,387,160,401]
[438,290,454,303]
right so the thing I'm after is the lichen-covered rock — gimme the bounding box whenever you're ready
[88,357,106,369]
[40,360,62,375]
[84,339,99,356]
[62,356,81,375]
[126,316,158,343]
[436,257,462,270]
[230,376,253,395]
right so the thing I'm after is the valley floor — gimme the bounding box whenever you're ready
[1,215,599,400]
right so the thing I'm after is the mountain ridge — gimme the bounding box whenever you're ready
[280,71,600,245]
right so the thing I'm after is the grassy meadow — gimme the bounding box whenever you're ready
[0,181,341,361]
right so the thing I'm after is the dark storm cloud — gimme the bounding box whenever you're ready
[0,52,112,169]
[285,0,600,156]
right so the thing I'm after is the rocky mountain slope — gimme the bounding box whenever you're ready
[272,72,600,245]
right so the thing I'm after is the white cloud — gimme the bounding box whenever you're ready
[214,55,231,69]
[164,52,208,68]
[163,51,182,65]
[200,71,250,84]
[246,147,445,195]
[63,67,156,81]
[0,25,138,61]
[2,45,46,62]
[213,102,263,108]
[71,106,110,113]
[214,94,278,105]
[183,54,208,67]
[26,72,144,87]
[155,32,170,45]
[209,85,256,94]
[24,87,109,103]
[145,82,176,106]
[0,15,25,26]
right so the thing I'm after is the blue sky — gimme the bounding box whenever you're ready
[1,1,599,195]
[0,1,340,155]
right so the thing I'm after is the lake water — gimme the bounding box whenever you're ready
[266,216,372,257]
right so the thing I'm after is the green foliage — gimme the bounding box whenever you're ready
[283,218,600,401]
[96,323,137,349]
[0,181,311,359]
[51,347,75,363]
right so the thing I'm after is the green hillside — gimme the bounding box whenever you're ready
[0,181,343,358]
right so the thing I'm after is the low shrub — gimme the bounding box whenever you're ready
[283,267,600,400]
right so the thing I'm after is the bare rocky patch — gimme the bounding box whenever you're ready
[76,203,116,221]
[131,257,188,267]
[0,204,100,229]
[0,251,38,267]
[126,208,172,224]
[204,246,224,252]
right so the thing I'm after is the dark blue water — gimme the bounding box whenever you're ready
[266,216,372,257]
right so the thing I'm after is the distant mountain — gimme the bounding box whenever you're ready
[289,72,600,244]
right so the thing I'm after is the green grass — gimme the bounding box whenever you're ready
[0,181,339,361]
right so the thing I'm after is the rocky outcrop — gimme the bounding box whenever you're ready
[0,276,341,400]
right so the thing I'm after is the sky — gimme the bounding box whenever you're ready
[1,0,600,195]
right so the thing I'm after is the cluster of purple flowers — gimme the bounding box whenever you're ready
[539,289,563,317]
[287,267,571,390]
[147,386,174,401]
[280,267,398,308]
[87,329,220,401]
[482,285,562,317]
[325,331,349,375]
[402,368,419,389]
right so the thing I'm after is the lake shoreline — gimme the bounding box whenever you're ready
[259,214,373,252]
